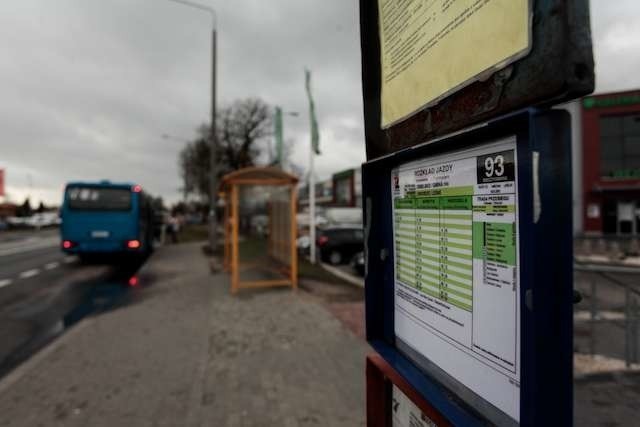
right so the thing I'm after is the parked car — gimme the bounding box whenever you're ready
[6,216,28,229]
[25,212,60,229]
[316,225,364,265]
[296,235,311,255]
[351,251,365,276]
[323,207,362,226]
[250,214,269,237]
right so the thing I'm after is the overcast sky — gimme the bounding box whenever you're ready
[0,0,638,206]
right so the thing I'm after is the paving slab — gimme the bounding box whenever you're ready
[0,242,368,427]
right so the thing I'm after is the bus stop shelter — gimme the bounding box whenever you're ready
[220,167,298,294]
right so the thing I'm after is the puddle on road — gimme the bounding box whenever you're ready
[62,264,143,327]
[0,256,150,379]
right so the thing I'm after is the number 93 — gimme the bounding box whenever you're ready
[485,155,505,177]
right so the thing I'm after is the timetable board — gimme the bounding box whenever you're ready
[391,137,521,422]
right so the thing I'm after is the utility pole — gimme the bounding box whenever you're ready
[166,0,218,250]
[308,142,316,264]
[304,69,320,264]
[210,25,218,251]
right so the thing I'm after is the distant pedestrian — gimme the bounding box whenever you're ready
[167,215,179,243]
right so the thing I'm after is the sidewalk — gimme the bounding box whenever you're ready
[575,253,640,268]
[0,242,368,427]
[575,369,640,426]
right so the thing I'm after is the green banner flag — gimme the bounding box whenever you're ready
[305,69,320,155]
[274,106,284,166]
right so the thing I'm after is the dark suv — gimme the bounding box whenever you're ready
[316,226,364,265]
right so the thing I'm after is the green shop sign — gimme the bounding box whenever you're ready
[584,94,640,109]
[605,169,640,179]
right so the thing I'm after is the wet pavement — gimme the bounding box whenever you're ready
[0,242,369,427]
[0,256,147,379]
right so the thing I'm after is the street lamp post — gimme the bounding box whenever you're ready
[166,0,218,251]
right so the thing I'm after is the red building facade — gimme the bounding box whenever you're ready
[581,90,640,235]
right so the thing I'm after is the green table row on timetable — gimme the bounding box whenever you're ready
[398,251,473,278]
[397,270,473,312]
[397,259,473,297]
[394,212,473,220]
[396,234,474,253]
[397,254,473,287]
[397,245,473,264]
[395,195,473,210]
[396,220,473,232]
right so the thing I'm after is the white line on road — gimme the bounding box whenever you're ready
[63,256,76,264]
[44,262,60,270]
[0,279,12,288]
[0,237,60,257]
[18,269,40,279]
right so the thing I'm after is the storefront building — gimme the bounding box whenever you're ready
[297,179,333,208]
[332,168,362,208]
[297,167,363,209]
[577,89,640,235]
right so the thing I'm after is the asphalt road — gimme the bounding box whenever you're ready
[0,229,142,377]
[0,230,69,289]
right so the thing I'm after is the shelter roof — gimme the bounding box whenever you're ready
[221,167,298,188]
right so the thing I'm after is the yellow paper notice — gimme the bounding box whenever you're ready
[378,0,530,127]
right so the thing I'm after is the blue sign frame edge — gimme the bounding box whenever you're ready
[362,109,573,426]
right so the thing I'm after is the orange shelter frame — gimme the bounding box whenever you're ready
[221,167,298,294]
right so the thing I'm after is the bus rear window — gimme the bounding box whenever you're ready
[66,187,132,211]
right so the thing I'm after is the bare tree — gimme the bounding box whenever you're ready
[218,98,271,171]
[178,98,272,201]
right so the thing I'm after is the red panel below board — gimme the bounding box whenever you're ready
[366,354,452,427]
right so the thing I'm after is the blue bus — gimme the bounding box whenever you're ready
[60,181,154,260]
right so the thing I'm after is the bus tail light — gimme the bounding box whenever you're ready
[128,276,139,287]
[62,240,75,249]
[132,185,142,193]
[126,240,141,249]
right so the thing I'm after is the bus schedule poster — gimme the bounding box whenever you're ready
[390,137,521,422]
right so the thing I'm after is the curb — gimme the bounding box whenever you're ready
[574,369,640,383]
[0,319,94,395]
[318,262,364,288]
[575,255,640,269]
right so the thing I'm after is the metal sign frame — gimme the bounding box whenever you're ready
[360,0,594,160]
[363,109,573,426]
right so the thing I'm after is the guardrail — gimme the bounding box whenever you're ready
[574,235,640,258]
[574,263,640,367]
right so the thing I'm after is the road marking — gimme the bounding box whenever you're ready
[44,262,60,270]
[63,256,76,264]
[0,279,12,288]
[0,237,60,257]
[19,269,40,279]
